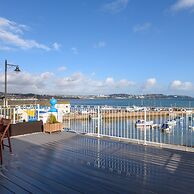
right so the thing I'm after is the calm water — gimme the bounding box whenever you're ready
[69,98,194,108]
[66,98,194,147]
[68,116,194,147]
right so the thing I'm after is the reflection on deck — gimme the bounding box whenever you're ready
[0,132,194,194]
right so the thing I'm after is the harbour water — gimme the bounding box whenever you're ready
[68,115,194,147]
[69,98,194,108]
[64,99,194,148]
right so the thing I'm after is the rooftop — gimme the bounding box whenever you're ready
[1,132,194,194]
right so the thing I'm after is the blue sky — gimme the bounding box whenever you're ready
[0,0,194,96]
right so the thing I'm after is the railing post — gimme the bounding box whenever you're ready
[68,113,71,129]
[97,106,100,137]
[13,108,16,124]
[37,104,40,121]
[144,108,147,145]
[3,107,6,117]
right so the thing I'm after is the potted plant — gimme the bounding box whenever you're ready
[44,114,63,133]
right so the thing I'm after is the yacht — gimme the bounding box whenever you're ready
[126,106,145,112]
[161,123,171,133]
[189,126,194,131]
[166,120,177,126]
[135,120,154,128]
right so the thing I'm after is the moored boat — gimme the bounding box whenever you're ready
[189,126,194,131]
[161,123,171,133]
[166,120,177,126]
[135,120,154,128]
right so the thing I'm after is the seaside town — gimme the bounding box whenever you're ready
[1,92,193,101]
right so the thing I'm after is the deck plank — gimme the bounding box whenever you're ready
[0,184,14,194]
[0,175,30,194]
[0,132,194,194]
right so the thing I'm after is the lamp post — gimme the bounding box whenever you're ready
[4,60,21,106]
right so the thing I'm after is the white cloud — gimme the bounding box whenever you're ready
[71,47,79,54]
[171,0,194,11]
[0,70,193,96]
[105,77,115,86]
[57,66,67,72]
[40,72,54,79]
[133,22,152,33]
[54,74,135,95]
[94,41,107,48]
[52,42,61,50]
[0,30,50,50]
[0,17,28,34]
[54,73,101,94]
[102,0,129,13]
[104,77,135,89]
[143,78,157,89]
[0,17,60,51]
[117,79,135,88]
[170,80,193,91]
[0,71,54,94]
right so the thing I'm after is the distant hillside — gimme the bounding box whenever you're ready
[0,92,193,100]
[0,92,80,100]
[109,93,193,99]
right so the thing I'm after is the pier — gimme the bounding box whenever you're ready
[63,110,194,121]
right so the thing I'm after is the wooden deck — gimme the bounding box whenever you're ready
[0,132,194,194]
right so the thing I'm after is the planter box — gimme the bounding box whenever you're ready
[10,121,43,137]
[44,123,63,134]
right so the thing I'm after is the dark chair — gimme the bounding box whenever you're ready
[0,117,3,124]
[0,118,12,165]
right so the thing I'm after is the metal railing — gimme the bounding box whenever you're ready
[63,105,194,151]
[0,106,16,123]
[1,104,193,151]
[0,104,40,124]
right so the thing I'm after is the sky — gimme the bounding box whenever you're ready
[0,0,194,96]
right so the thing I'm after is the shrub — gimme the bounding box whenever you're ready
[47,114,58,124]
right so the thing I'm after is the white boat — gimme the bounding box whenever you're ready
[89,115,102,120]
[133,106,145,112]
[135,120,154,128]
[161,123,171,133]
[81,110,88,114]
[166,120,177,126]
[189,126,194,131]
[152,124,161,128]
[101,106,114,111]
[126,106,145,112]
[126,107,135,112]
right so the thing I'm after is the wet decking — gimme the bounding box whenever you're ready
[0,132,194,194]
